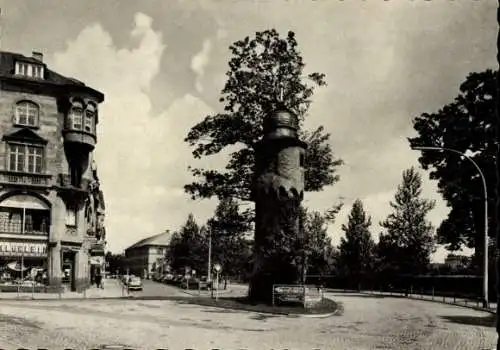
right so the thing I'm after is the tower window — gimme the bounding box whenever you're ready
[15,101,39,127]
[8,143,44,173]
[299,153,305,167]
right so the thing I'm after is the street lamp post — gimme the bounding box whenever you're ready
[412,146,489,308]
[207,229,212,284]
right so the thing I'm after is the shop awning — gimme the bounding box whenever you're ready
[0,195,50,210]
[6,261,29,272]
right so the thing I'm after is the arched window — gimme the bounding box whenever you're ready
[84,104,96,133]
[69,101,84,130]
[15,101,39,127]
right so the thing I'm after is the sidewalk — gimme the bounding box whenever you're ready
[0,278,126,300]
[326,288,498,314]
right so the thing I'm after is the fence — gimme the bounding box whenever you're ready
[307,274,498,303]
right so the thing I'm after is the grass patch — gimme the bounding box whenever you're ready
[177,296,342,315]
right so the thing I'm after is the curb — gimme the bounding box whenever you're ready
[180,289,233,297]
[175,297,342,318]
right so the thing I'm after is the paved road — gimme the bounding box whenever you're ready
[123,279,187,298]
[0,292,496,349]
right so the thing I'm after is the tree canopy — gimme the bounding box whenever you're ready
[409,69,497,251]
[184,29,343,202]
[378,167,436,275]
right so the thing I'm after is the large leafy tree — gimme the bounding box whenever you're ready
[207,197,252,281]
[184,29,343,203]
[338,199,376,288]
[378,167,436,275]
[408,70,497,257]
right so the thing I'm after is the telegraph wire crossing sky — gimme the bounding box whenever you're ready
[0,0,495,261]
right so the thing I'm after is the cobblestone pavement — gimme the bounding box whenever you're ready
[0,293,496,349]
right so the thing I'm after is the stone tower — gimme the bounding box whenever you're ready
[249,104,307,303]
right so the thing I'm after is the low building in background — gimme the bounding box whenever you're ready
[444,254,471,271]
[124,231,172,279]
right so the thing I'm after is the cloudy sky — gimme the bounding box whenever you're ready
[0,0,496,261]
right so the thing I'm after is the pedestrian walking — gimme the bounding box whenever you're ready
[95,272,103,289]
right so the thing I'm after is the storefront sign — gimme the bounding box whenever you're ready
[0,241,48,257]
[90,256,104,265]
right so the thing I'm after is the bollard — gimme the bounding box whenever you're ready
[453,294,456,303]
[432,287,435,301]
[443,294,445,302]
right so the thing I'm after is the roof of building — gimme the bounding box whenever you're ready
[0,51,104,102]
[125,231,173,251]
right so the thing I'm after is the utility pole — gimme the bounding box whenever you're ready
[0,8,3,50]
[207,229,212,283]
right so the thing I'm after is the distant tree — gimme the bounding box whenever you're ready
[184,29,343,205]
[207,197,252,285]
[378,167,436,275]
[409,70,497,264]
[167,214,207,274]
[105,252,125,275]
[337,199,376,289]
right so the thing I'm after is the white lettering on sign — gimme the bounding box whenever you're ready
[0,241,48,257]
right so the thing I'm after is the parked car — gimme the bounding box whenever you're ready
[127,276,143,291]
[180,277,199,290]
[161,274,174,283]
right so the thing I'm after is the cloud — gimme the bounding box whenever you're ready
[49,13,219,252]
[191,39,213,93]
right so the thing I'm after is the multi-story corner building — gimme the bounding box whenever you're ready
[124,231,172,279]
[0,50,106,292]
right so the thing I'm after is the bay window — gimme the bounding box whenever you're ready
[69,101,84,130]
[84,105,95,133]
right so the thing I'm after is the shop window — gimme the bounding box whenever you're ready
[0,208,49,234]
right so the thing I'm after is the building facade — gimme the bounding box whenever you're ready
[0,50,106,292]
[124,231,171,279]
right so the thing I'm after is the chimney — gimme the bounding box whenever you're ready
[32,51,43,62]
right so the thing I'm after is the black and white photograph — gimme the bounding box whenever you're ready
[0,0,497,349]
